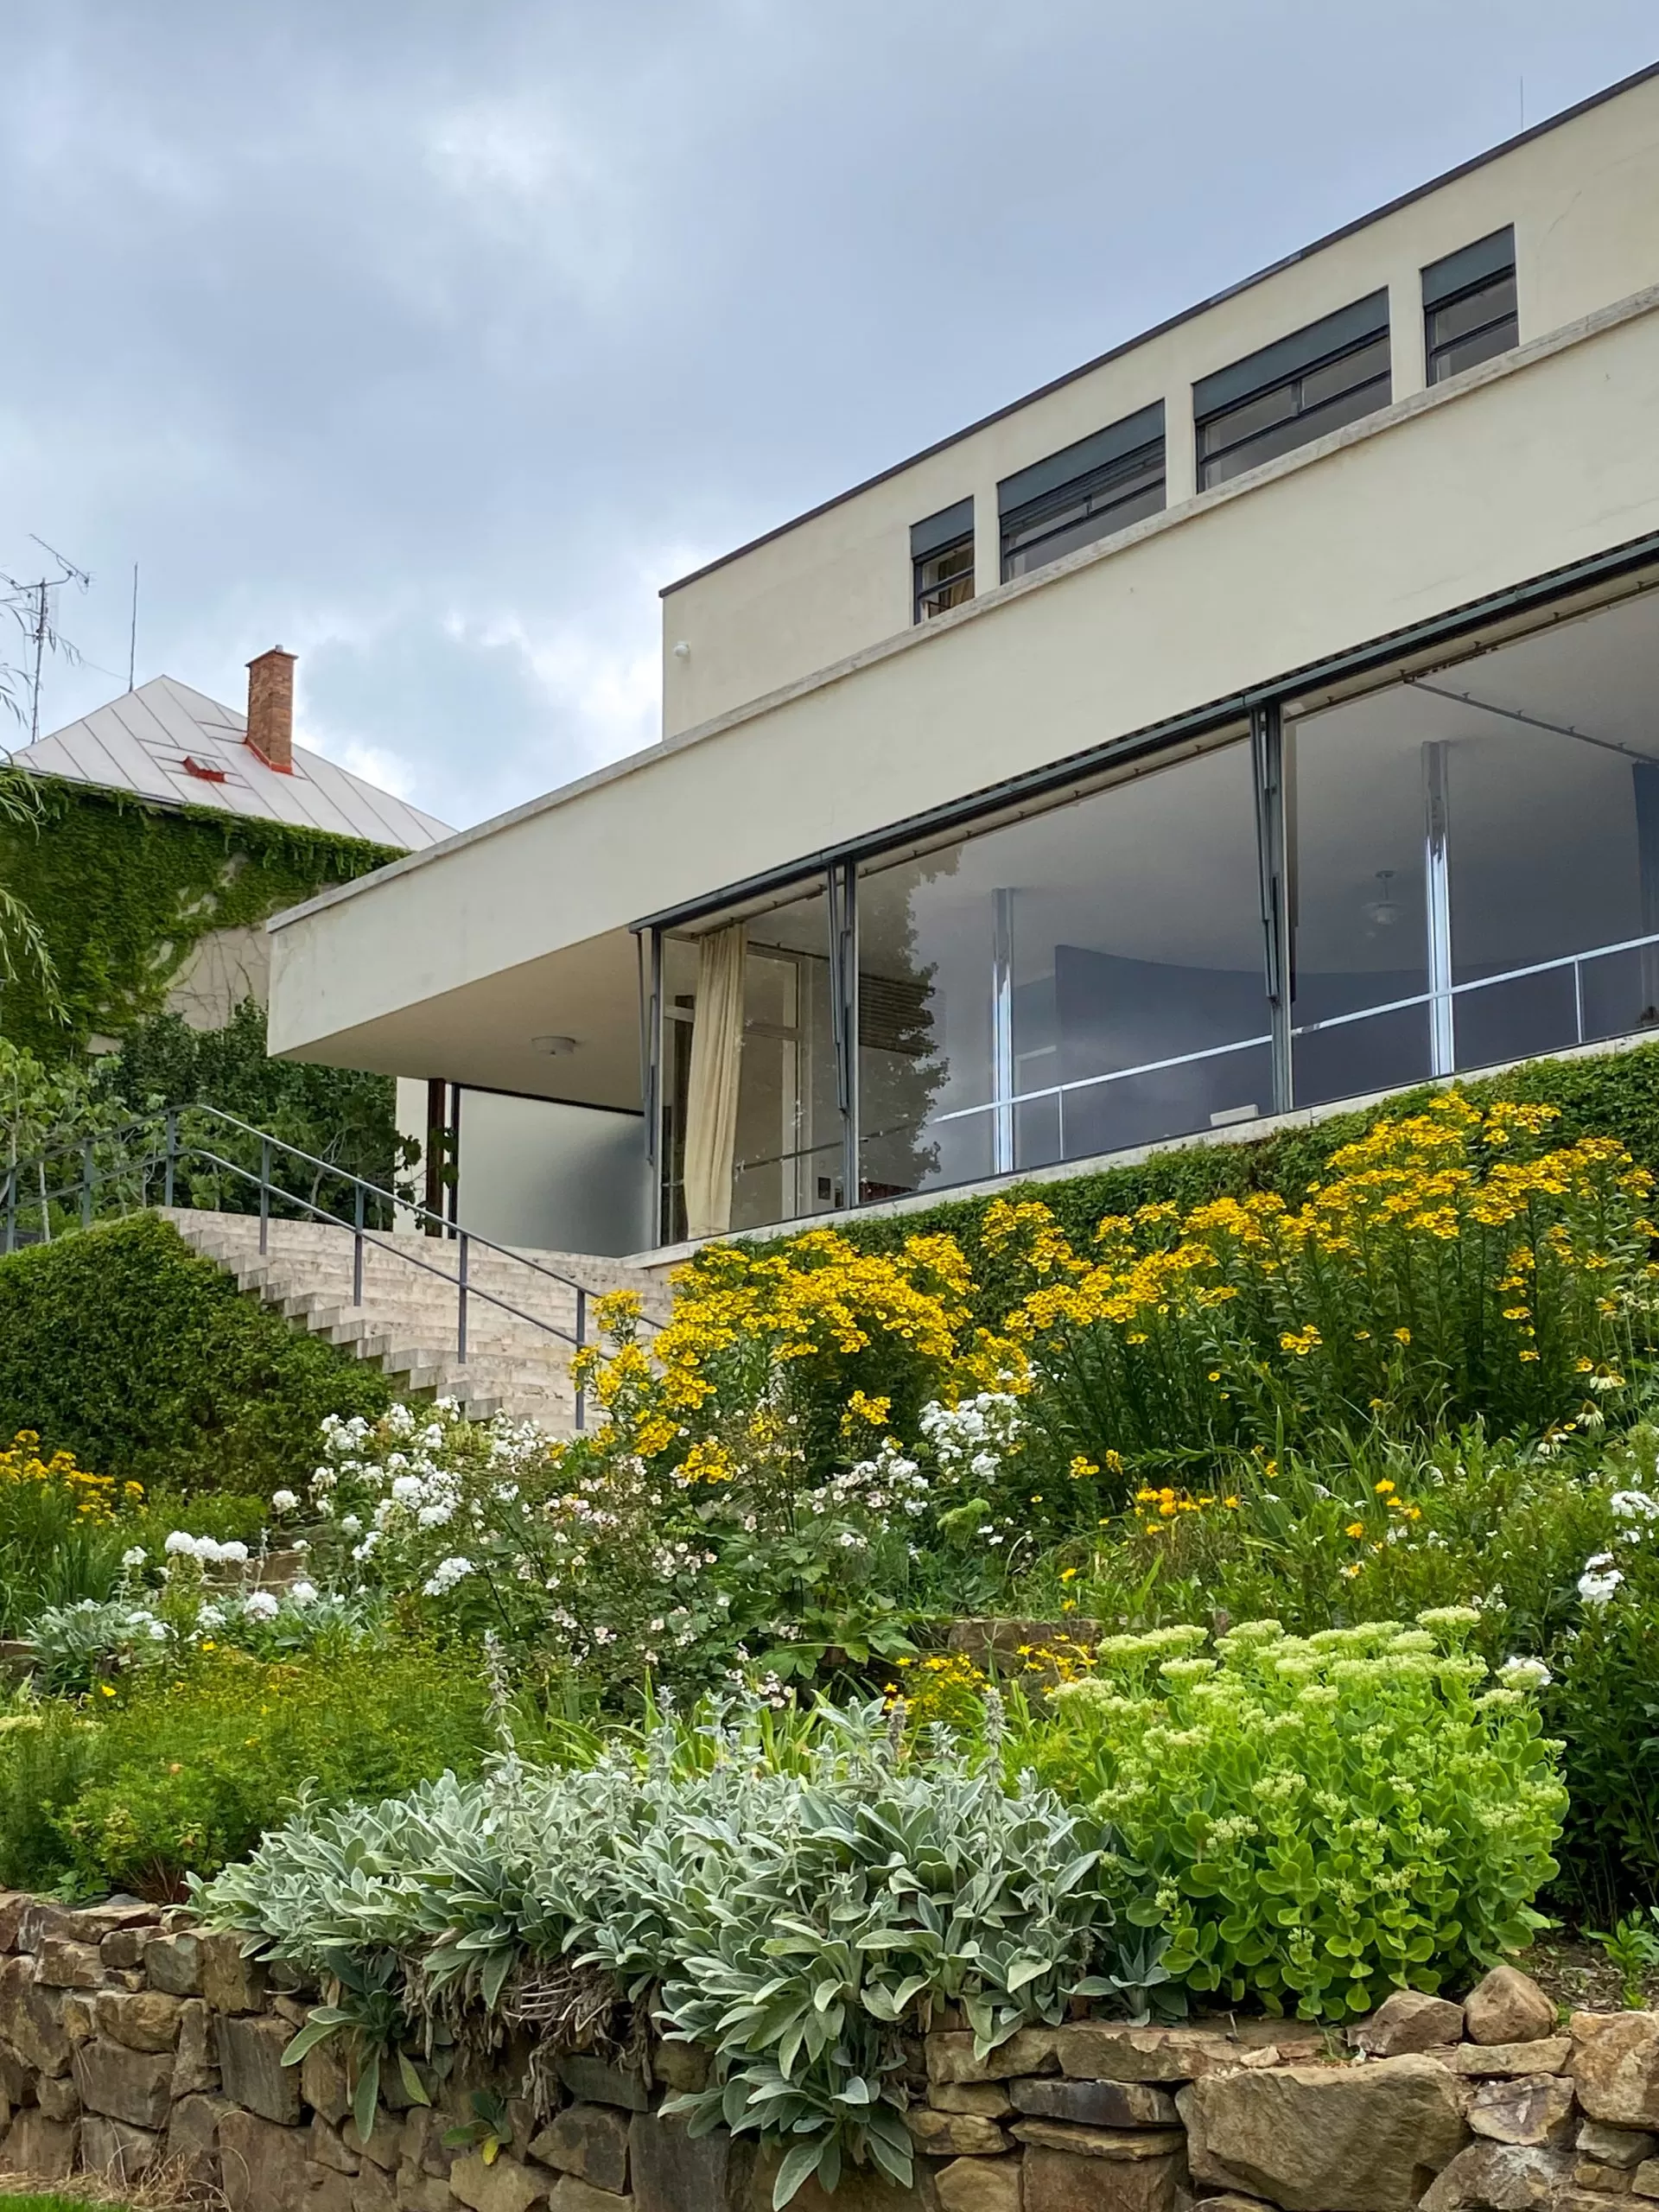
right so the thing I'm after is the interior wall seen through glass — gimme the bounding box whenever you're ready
[855,741,1269,1205]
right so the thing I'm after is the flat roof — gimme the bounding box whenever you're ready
[660,58,1659,598]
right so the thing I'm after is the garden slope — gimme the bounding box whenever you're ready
[0,1213,393,1493]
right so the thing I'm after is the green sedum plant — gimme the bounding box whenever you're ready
[1023,1610,1566,2019]
[199,1697,1172,2206]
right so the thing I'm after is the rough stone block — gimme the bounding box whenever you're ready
[356,2156,400,2212]
[201,1928,270,2013]
[306,2168,359,2212]
[0,1891,29,1953]
[0,1954,72,2074]
[81,2112,163,2183]
[933,2158,1021,2212]
[931,2083,1014,2119]
[94,1986,182,2052]
[401,2107,455,2178]
[168,2090,234,2190]
[1453,2037,1572,2077]
[550,2183,634,2212]
[1,2106,78,2178]
[1022,2143,1182,2212]
[1057,2021,1288,2085]
[927,2030,1058,2084]
[1009,2120,1183,2160]
[629,2109,737,2212]
[1635,2159,1659,2199]
[451,2150,552,2212]
[1469,2074,1576,2146]
[144,1928,204,1995]
[304,2036,355,2125]
[397,2173,459,2212]
[556,2054,651,2111]
[219,2107,312,2212]
[1420,2142,1573,2210]
[60,1992,97,2045]
[313,2114,364,2173]
[650,2041,709,2094]
[73,2033,174,2128]
[344,2111,406,2171]
[1573,2015,1659,2129]
[529,2101,631,2190]
[35,2071,79,2122]
[1353,1991,1465,2056]
[99,1927,151,1970]
[175,1994,219,2096]
[910,2107,1009,2155]
[1011,2077,1178,2128]
[1574,2159,1637,2190]
[1179,2054,1467,2212]
[1580,2120,1659,2165]
[219,2008,305,2124]
[1465,1968,1558,2047]
[741,2145,931,2210]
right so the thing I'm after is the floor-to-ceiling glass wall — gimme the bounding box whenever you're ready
[658,881,841,1243]
[1286,586,1659,1103]
[855,737,1270,1204]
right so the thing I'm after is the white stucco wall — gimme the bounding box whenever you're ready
[454,1090,647,1256]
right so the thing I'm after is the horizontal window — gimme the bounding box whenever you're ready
[998,404,1166,582]
[911,498,975,625]
[1424,228,1518,384]
[1195,293,1391,490]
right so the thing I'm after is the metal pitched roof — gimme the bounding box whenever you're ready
[9,676,451,849]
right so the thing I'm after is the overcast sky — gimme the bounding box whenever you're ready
[3,3,1656,830]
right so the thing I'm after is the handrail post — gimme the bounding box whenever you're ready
[457,1232,469,1364]
[353,1181,365,1307]
[163,1111,178,1208]
[575,1286,587,1433]
[259,1136,271,1257]
[80,1139,93,1230]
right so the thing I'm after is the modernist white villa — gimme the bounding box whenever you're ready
[270,61,1659,1260]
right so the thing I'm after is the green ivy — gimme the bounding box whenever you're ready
[824,1040,1659,1331]
[0,1211,395,1493]
[0,780,401,1058]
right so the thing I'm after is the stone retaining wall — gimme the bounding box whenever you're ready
[0,1892,1655,2212]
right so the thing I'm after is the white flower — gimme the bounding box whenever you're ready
[1611,1491,1659,1523]
[216,1541,250,1566]
[288,1581,319,1606]
[270,1489,299,1514]
[198,1605,225,1630]
[164,1530,199,1556]
[243,1591,281,1622]
[1579,1556,1624,1606]
[422,1556,475,1597]
[1497,1656,1552,1690]
[146,1620,169,1642]
[121,1547,147,1569]
[340,1514,363,1536]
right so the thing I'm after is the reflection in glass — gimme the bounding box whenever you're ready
[856,741,1269,1203]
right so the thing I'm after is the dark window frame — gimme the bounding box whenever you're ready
[1423,227,1518,385]
[1195,292,1392,491]
[911,498,975,625]
[998,404,1166,582]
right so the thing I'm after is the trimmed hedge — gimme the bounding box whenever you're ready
[827,1039,1659,1329]
[0,1213,394,1492]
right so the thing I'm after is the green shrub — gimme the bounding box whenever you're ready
[1021,1611,1566,2019]
[52,1636,490,1898]
[0,1213,394,1493]
[200,1697,1171,2207]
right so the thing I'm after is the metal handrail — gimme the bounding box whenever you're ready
[0,1101,663,1430]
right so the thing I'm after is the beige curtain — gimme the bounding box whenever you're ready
[683,923,747,1239]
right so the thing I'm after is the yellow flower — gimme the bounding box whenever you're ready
[1394,1327,1412,1344]
[1375,1478,1395,1495]
[1069,1456,1099,1481]
[1345,1521,1366,1539]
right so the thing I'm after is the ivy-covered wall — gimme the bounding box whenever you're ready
[0,779,401,1059]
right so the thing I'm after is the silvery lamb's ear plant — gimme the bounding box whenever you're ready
[198,1696,1170,2207]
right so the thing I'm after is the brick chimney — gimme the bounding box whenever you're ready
[246,646,296,772]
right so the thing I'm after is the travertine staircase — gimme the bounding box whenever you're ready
[163,1210,673,1435]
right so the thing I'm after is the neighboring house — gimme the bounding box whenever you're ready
[268,61,1659,1262]
[1,650,448,1056]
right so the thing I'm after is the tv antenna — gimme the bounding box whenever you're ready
[1,537,92,745]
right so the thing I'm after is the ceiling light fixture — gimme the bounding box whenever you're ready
[532,1033,579,1056]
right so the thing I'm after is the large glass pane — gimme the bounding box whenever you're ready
[1288,692,1433,1107]
[659,881,841,1240]
[1436,592,1659,1067]
[856,741,1269,1204]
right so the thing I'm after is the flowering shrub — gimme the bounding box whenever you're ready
[988,1094,1657,1496]
[1022,1609,1566,2019]
[199,1696,1171,2207]
[0,1430,147,1632]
